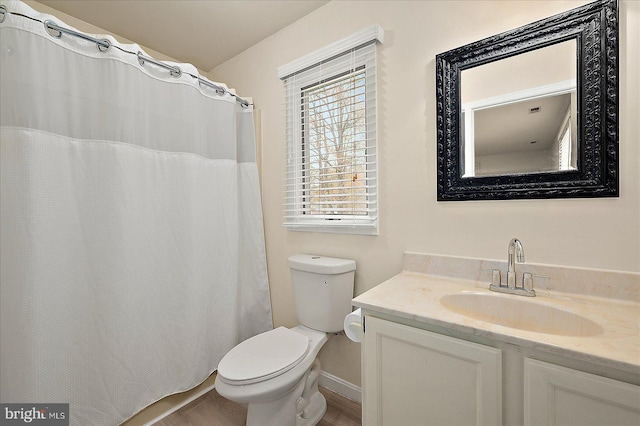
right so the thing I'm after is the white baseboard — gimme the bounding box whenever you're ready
[143,381,216,426]
[318,371,362,403]
[127,374,217,426]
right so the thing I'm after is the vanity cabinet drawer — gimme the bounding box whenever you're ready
[525,358,640,426]
[362,316,502,425]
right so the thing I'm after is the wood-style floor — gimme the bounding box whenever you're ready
[154,387,362,426]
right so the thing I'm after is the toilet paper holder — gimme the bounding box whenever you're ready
[343,308,363,343]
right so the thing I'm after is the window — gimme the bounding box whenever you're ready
[279,26,382,234]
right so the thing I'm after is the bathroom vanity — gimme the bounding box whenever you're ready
[353,253,640,426]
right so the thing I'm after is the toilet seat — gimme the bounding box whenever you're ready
[217,327,310,385]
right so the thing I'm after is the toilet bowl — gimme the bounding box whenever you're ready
[214,254,356,426]
[216,325,328,426]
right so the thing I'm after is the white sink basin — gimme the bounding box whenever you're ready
[440,292,604,337]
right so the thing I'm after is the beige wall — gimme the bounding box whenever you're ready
[212,0,639,387]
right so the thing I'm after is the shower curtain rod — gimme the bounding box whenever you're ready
[44,20,251,108]
[0,6,251,107]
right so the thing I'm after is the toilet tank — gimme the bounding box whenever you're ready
[288,254,356,333]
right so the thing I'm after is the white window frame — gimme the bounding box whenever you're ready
[279,25,383,235]
[557,107,573,171]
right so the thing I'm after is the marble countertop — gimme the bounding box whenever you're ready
[353,270,640,375]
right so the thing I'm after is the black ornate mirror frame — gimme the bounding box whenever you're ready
[436,0,618,201]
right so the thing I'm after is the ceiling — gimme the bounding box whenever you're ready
[38,0,329,72]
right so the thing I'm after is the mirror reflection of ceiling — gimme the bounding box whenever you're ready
[462,39,576,103]
[474,93,571,156]
[462,39,576,157]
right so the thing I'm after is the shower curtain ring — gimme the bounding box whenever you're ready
[44,20,62,38]
[138,51,181,78]
[0,5,7,23]
[97,39,111,52]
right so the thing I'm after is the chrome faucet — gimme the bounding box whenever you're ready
[506,238,524,289]
[486,238,539,297]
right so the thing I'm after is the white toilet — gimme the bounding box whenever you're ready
[214,254,356,426]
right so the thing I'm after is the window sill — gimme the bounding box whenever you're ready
[283,222,378,236]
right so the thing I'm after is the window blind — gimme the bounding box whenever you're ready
[282,41,378,234]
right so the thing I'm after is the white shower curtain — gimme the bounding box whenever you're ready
[0,1,273,424]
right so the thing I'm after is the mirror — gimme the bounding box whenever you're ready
[436,0,618,200]
[461,40,577,177]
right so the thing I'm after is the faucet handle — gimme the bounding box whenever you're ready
[481,268,502,287]
[491,269,501,287]
[522,272,549,292]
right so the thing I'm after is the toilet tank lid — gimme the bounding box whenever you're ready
[288,254,356,274]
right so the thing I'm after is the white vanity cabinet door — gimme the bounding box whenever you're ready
[525,358,640,426]
[363,316,502,426]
